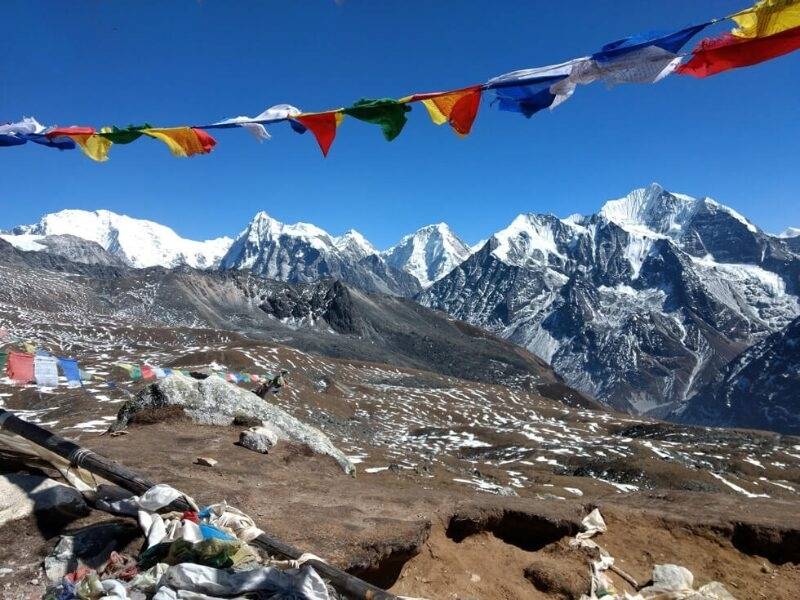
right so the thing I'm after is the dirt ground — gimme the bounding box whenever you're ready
[2,420,797,600]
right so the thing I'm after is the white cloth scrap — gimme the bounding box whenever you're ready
[34,355,60,388]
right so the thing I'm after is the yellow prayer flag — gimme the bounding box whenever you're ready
[74,130,113,162]
[142,127,215,157]
[732,0,800,38]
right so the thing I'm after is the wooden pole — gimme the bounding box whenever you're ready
[0,409,397,600]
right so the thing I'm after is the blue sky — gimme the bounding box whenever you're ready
[1,0,798,247]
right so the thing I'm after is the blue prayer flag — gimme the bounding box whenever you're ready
[592,24,710,63]
[58,358,82,387]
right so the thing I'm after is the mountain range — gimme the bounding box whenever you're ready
[3,183,800,433]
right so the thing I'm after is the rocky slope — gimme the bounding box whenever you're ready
[674,315,800,435]
[0,237,583,402]
[420,184,800,417]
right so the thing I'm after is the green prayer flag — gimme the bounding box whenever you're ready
[342,98,411,141]
[130,365,143,381]
[98,125,151,144]
[0,352,7,375]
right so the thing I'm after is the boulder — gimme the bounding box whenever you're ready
[111,373,355,475]
[238,425,280,454]
[0,473,88,527]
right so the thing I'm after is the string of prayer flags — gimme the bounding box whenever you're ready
[34,354,60,388]
[142,127,217,157]
[209,104,303,141]
[401,86,482,136]
[7,352,34,383]
[4,1,800,159]
[58,357,82,388]
[679,0,800,77]
[342,99,411,141]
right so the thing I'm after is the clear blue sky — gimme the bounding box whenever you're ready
[1,0,798,247]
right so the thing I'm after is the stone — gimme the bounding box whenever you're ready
[195,457,218,467]
[238,425,280,454]
[0,473,88,527]
[112,373,355,474]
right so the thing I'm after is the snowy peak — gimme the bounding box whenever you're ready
[334,229,378,261]
[776,227,800,239]
[490,213,569,267]
[382,223,470,288]
[5,209,232,269]
[600,183,758,239]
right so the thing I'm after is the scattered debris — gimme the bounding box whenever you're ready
[195,457,217,467]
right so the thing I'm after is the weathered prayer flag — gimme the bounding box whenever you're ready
[58,357,82,388]
[295,111,345,157]
[209,104,302,141]
[342,98,411,141]
[732,0,800,38]
[401,86,482,136]
[141,365,156,380]
[7,352,34,383]
[142,127,216,157]
[34,355,60,388]
[677,24,800,77]
[46,127,112,162]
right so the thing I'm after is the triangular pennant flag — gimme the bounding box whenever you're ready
[45,127,113,162]
[402,86,482,136]
[342,98,411,141]
[142,127,217,157]
[295,111,345,157]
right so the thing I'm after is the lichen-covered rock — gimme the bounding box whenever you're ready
[111,373,355,474]
[239,426,280,454]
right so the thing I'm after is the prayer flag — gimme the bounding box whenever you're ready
[8,352,34,383]
[250,374,260,383]
[141,365,156,380]
[46,127,112,162]
[401,86,482,136]
[98,125,150,144]
[142,127,216,157]
[677,24,800,77]
[342,98,411,141]
[295,111,345,157]
[486,59,579,117]
[226,372,238,383]
[209,104,302,141]
[591,24,711,63]
[154,367,166,379]
[58,357,82,388]
[163,368,173,377]
[0,352,7,376]
[79,369,92,382]
[732,0,800,38]
[34,355,60,388]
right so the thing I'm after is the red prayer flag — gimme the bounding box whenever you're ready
[7,352,35,383]
[141,365,156,380]
[191,128,217,153]
[295,112,344,157]
[45,127,96,138]
[677,24,800,78]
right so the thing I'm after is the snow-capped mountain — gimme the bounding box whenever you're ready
[674,315,800,435]
[219,212,420,296]
[777,227,800,238]
[382,223,471,288]
[420,183,800,417]
[4,209,232,269]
